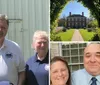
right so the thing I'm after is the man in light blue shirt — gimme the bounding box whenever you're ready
[0,14,25,85]
[71,43,100,85]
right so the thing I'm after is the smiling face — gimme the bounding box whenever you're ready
[50,61,69,85]
[84,44,100,76]
[32,35,48,56]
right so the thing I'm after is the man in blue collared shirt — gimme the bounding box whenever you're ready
[25,30,49,85]
[0,14,25,85]
[72,43,100,85]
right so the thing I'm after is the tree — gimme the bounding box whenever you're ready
[58,15,67,27]
[87,19,98,28]
[89,13,95,20]
[77,0,100,27]
[50,0,70,30]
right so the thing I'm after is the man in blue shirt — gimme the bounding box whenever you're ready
[25,30,49,85]
[72,43,100,85]
[0,14,25,85]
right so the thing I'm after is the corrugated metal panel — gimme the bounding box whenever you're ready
[0,0,50,61]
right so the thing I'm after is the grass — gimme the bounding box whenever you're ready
[79,29,96,41]
[56,29,75,41]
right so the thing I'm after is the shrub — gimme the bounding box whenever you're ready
[91,28,100,41]
[62,28,66,32]
[87,28,92,32]
[50,31,61,41]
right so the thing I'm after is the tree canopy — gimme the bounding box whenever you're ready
[50,0,70,30]
[77,0,100,27]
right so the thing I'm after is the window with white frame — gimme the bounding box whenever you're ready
[61,43,87,72]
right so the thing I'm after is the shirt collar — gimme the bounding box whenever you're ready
[84,69,93,84]
[84,69,100,84]
[96,75,100,83]
[33,52,48,63]
[32,53,38,62]
[37,54,45,61]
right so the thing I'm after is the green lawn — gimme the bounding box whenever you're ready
[79,29,96,41]
[57,29,75,41]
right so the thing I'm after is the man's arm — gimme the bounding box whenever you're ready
[18,71,25,85]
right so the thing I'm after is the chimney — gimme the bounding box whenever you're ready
[82,12,84,16]
[69,12,71,16]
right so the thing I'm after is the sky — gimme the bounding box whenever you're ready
[59,1,90,18]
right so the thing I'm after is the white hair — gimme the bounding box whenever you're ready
[0,14,9,26]
[0,14,8,20]
[33,30,48,42]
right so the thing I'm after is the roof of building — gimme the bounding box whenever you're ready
[67,14,86,18]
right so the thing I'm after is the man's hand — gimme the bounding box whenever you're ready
[17,71,25,85]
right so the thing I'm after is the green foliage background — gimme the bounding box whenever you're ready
[50,0,100,41]
[50,0,70,30]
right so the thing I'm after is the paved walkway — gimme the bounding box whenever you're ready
[71,29,84,41]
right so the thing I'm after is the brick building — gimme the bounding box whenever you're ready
[66,12,87,28]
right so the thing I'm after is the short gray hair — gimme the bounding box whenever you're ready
[33,30,48,42]
[0,14,9,26]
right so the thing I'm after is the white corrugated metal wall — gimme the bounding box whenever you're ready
[0,0,50,61]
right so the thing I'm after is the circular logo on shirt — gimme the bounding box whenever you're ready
[45,64,49,71]
[5,51,13,59]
